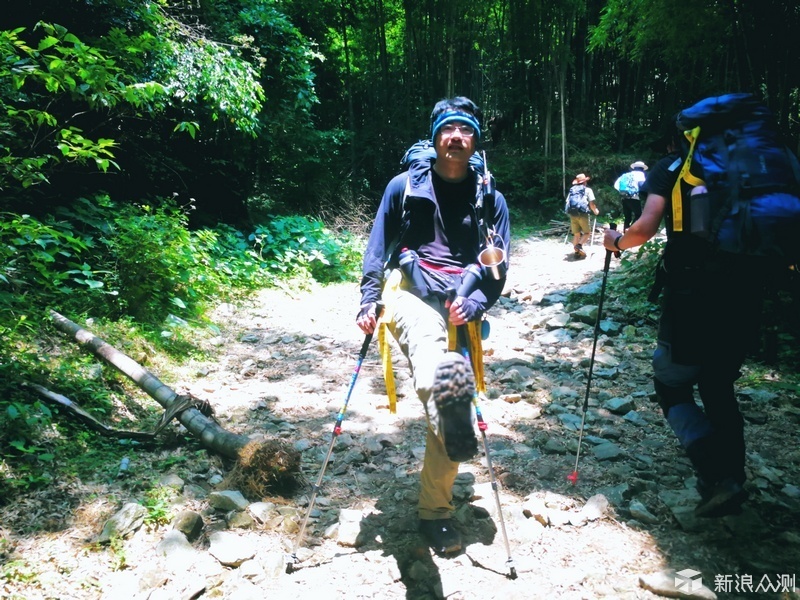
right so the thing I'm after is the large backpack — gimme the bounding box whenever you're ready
[616,172,640,197]
[671,93,800,261]
[400,139,485,173]
[564,184,589,215]
[393,140,498,261]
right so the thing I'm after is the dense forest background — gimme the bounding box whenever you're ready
[2,0,800,497]
[3,0,800,226]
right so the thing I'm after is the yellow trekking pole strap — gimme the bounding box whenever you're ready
[467,320,486,395]
[378,322,397,414]
[671,126,706,232]
[378,270,401,414]
[447,320,486,395]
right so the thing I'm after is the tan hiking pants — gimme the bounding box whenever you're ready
[383,280,459,520]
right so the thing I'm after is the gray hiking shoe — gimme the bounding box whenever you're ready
[694,478,748,518]
[419,518,462,555]
[433,352,478,462]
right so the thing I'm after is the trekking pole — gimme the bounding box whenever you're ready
[589,216,597,248]
[286,306,382,573]
[454,326,517,580]
[448,273,517,580]
[567,224,618,485]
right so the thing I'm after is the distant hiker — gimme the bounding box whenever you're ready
[604,93,800,518]
[614,160,648,231]
[356,96,511,554]
[564,173,599,259]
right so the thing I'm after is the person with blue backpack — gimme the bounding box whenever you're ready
[564,173,599,259]
[613,160,648,231]
[356,96,510,555]
[604,93,800,518]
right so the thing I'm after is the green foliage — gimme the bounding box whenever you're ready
[1,560,37,585]
[250,215,363,284]
[0,211,108,306]
[605,237,665,324]
[0,23,166,194]
[588,0,733,89]
[108,202,196,322]
[107,536,127,571]
[141,485,176,528]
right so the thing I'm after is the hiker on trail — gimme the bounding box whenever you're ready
[603,94,800,518]
[614,160,648,231]
[356,96,511,555]
[564,173,599,259]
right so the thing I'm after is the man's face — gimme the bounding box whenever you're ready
[434,119,477,162]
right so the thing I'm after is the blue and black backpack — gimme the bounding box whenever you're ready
[671,93,800,262]
[564,184,589,215]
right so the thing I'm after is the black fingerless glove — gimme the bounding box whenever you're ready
[458,297,482,322]
[357,302,376,321]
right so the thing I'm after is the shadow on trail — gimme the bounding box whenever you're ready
[354,469,500,600]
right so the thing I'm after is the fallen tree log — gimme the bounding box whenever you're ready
[47,310,303,496]
[49,309,249,460]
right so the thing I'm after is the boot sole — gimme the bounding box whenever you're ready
[433,354,478,462]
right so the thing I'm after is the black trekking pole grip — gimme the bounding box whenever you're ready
[607,222,621,264]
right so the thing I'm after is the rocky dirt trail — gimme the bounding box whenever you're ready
[2,235,799,600]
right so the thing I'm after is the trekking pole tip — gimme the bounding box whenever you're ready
[508,566,518,580]
[567,471,578,485]
[285,560,295,574]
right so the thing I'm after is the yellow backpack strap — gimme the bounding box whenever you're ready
[671,126,706,232]
[379,270,402,414]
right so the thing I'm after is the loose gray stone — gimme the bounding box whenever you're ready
[538,329,573,344]
[227,510,256,529]
[157,473,185,491]
[208,531,256,567]
[623,410,649,426]
[571,305,598,324]
[172,510,204,541]
[603,397,635,415]
[629,499,660,524]
[248,501,277,522]
[156,529,198,571]
[208,490,249,511]
[558,413,583,430]
[97,502,147,543]
[592,442,624,461]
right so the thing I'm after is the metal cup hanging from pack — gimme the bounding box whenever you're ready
[478,240,507,280]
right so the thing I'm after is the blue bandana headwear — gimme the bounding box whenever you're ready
[431,110,481,141]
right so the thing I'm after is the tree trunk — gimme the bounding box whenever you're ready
[49,310,250,460]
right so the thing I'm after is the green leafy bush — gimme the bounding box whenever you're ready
[250,215,363,284]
